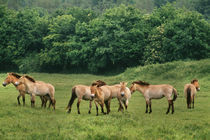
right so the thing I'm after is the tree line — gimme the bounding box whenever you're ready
[0,3,209,73]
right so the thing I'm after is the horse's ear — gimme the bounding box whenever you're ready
[120,82,122,85]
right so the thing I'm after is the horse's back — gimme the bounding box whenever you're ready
[74,85,91,100]
[184,84,196,97]
[146,84,174,99]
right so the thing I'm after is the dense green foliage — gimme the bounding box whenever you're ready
[0,1,209,73]
[0,59,210,139]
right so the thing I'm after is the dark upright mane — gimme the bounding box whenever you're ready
[92,80,107,87]
[25,75,36,83]
[10,73,21,79]
[191,79,198,84]
[132,81,150,86]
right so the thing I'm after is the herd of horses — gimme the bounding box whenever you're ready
[2,73,200,115]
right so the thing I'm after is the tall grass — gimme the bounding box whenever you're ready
[0,59,210,139]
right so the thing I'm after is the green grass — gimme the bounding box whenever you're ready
[0,59,210,139]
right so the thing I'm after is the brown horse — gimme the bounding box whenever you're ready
[184,79,200,109]
[2,73,47,106]
[15,75,56,109]
[130,81,178,114]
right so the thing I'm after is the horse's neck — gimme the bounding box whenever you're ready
[136,85,146,94]
[96,88,102,98]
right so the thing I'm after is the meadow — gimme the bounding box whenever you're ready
[0,59,210,140]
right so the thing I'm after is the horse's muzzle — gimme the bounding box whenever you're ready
[2,83,6,87]
[14,82,19,86]
[121,92,125,97]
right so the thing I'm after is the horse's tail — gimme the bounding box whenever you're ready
[187,87,191,105]
[172,88,178,101]
[66,87,77,110]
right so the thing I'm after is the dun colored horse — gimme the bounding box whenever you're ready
[130,81,178,114]
[66,85,94,114]
[2,73,47,106]
[118,82,131,112]
[184,79,200,109]
[66,80,106,114]
[15,75,56,109]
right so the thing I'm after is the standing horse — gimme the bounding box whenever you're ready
[184,79,200,109]
[90,80,127,115]
[118,82,131,112]
[66,85,93,114]
[90,82,111,116]
[15,75,56,109]
[130,81,178,114]
[2,73,47,106]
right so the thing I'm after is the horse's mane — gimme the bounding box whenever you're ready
[132,81,150,86]
[25,75,36,83]
[92,80,107,87]
[191,79,198,84]
[10,73,21,79]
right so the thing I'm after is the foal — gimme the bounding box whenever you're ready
[130,81,178,114]
[184,79,200,109]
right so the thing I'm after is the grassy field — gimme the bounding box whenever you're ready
[0,59,210,139]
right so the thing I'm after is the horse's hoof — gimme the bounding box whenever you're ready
[145,111,148,113]
[149,111,152,114]
[166,111,169,114]
[172,112,174,114]
[88,111,91,114]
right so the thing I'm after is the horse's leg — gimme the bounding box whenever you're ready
[94,101,99,116]
[40,96,44,108]
[117,99,124,112]
[105,101,110,113]
[77,98,82,114]
[171,101,174,114]
[125,100,129,110]
[107,99,112,114]
[88,100,92,114]
[99,102,105,114]
[192,96,194,109]
[145,100,149,113]
[31,94,35,107]
[22,93,25,106]
[17,93,21,105]
[166,100,171,114]
[149,100,152,114]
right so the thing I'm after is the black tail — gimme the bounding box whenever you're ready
[187,87,191,106]
[66,87,77,110]
[172,88,178,101]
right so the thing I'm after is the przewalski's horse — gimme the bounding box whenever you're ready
[2,73,47,106]
[184,79,200,109]
[15,75,56,109]
[66,80,106,114]
[90,81,111,116]
[90,80,125,115]
[66,85,93,114]
[118,82,131,112]
[130,81,178,114]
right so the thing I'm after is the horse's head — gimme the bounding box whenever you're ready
[15,76,26,86]
[120,82,127,97]
[191,79,200,91]
[2,73,21,87]
[130,83,137,94]
[90,83,98,98]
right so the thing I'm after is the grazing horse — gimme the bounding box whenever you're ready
[184,79,200,109]
[130,81,178,114]
[2,73,47,106]
[66,80,106,114]
[118,82,131,112]
[15,75,56,109]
